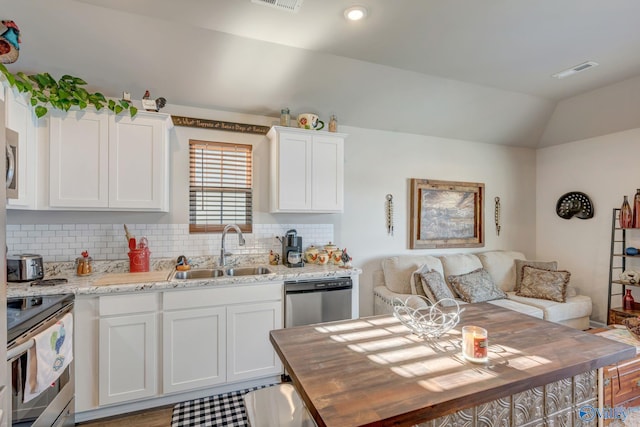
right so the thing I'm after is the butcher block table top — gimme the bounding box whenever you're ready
[270,302,636,427]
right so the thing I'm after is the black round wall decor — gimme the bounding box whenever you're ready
[555,192,594,220]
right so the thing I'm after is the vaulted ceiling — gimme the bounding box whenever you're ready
[4,1,640,147]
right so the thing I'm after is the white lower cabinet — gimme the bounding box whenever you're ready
[227,301,283,382]
[97,293,159,406]
[75,283,283,417]
[162,306,226,394]
[98,313,158,405]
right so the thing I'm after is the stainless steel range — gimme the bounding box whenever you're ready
[7,294,75,426]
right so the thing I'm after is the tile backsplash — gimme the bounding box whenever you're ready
[6,223,334,262]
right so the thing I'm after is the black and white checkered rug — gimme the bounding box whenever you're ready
[171,385,272,427]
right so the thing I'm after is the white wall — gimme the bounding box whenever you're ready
[540,75,640,147]
[8,104,538,316]
[536,128,640,323]
[338,127,537,315]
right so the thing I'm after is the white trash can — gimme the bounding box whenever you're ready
[244,383,317,427]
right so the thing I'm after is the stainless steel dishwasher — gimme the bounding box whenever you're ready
[284,277,353,327]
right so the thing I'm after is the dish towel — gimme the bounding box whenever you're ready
[24,312,73,403]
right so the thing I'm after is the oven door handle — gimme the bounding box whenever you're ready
[7,339,34,361]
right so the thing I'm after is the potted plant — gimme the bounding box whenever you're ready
[0,63,137,118]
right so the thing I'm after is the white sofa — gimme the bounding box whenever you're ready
[373,250,592,330]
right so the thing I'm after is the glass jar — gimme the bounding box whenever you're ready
[280,108,290,127]
[328,115,337,132]
[621,196,633,228]
[75,256,93,276]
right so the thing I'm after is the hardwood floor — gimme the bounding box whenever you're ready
[76,406,174,427]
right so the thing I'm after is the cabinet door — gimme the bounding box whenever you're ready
[49,110,109,208]
[163,306,226,394]
[227,301,283,382]
[99,313,157,405]
[109,115,168,210]
[5,86,37,209]
[311,134,344,212]
[272,132,312,211]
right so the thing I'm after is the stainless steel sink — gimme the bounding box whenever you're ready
[172,268,225,280]
[225,266,272,276]
[171,266,272,280]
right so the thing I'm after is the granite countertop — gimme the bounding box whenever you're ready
[7,261,362,298]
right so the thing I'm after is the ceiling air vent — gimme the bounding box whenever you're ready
[552,61,599,79]
[251,0,304,13]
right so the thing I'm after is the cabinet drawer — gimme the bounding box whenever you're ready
[163,283,283,310]
[99,293,159,316]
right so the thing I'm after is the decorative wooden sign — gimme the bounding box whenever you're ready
[172,115,270,135]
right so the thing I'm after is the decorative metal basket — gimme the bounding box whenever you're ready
[393,295,463,339]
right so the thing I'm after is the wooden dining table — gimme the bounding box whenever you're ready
[270,302,636,427]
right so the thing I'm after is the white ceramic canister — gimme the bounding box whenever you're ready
[305,245,319,264]
[317,251,330,265]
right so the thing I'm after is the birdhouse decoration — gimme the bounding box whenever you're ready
[0,20,20,64]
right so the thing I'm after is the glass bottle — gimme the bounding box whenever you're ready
[280,108,290,127]
[75,255,93,276]
[328,115,337,132]
[620,196,633,228]
[624,289,635,310]
[633,189,640,228]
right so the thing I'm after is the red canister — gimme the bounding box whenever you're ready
[129,248,150,273]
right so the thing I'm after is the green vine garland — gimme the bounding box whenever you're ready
[0,63,137,118]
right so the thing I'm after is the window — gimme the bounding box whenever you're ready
[189,140,253,233]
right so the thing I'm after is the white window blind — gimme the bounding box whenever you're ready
[189,140,253,233]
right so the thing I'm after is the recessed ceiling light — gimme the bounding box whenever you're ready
[344,6,367,21]
[552,61,599,79]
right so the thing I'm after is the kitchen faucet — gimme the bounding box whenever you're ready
[220,224,245,266]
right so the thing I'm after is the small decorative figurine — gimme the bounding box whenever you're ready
[122,91,132,104]
[0,20,20,64]
[141,90,167,112]
[269,250,280,266]
[341,248,352,268]
[176,255,191,271]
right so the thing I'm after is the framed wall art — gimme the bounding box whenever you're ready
[409,179,485,249]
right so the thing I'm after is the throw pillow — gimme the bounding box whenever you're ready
[410,264,433,300]
[447,268,507,303]
[418,269,456,305]
[517,266,570,303]
[514,259,558,292]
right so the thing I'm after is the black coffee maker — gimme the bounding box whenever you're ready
[282,229,303,268]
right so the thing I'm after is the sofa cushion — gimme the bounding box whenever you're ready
[515,259,558,292]
[507,292,592,323]
[487,298,544,319]
[447,268,507,303]
[381,256,444,294]
[418,270,456,304]
[517,266,570,303]
[477,251,526,292]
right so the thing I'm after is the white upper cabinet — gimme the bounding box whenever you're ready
[49,109,172,211]
[268,126,345,213]
[4,85,38,209]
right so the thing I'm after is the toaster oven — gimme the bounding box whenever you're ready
[7,254,44,282]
